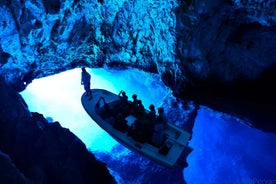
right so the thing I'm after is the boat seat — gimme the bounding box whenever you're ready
[158,140,173,155]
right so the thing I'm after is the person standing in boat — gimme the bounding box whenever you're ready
[81,67,92,99]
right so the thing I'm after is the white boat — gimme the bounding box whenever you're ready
[81,89,193,168]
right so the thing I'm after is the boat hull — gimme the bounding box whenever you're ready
[81,89,192,168]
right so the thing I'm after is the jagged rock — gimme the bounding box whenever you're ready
[0,1,276,183]
[0,76,116,183]
[0,46,10,65]
[0,151,30,184]
[0,0,275,136]
[42,0,61,14]
[172,0,276,132]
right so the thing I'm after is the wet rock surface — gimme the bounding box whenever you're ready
[0,77,116,183]
[0,1,275,182]
[0,151,30,184]
[0,0,274,132]
[172,0,276,131]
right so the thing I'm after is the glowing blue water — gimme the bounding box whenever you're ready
[20,68,168,153]
[185,108,276,184]
[20,68,276,183]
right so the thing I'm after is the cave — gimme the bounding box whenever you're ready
[0,0,275,183]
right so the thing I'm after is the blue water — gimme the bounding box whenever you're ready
[185,108,276,184]
[20,68,276,183]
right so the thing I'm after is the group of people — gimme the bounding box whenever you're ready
[81,67,167,146]
[119,92,146,118]
[118,90,167,146]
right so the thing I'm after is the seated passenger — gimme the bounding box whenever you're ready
[148,104,156,123]
[146,104,157,141]
[157,107,167,126]
[96,96,113,118]
[151,107,167,146]
[130,94,138,114]
[113,113,127,132]
[128,119,147,143]
[151,122,165,147]
[117,90,130,115]
[118,90,128,104]
[136,100,145,118]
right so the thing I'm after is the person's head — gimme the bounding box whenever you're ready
[82,67,86,72]
[149,104,155,111]
[122,91,126,96]
[137,100,142,105]
[132,94,137,100]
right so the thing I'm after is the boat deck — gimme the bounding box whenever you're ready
[81,89,192,168]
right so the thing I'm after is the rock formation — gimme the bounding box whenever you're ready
[0,0,276,182]
[0,0,275,132]
[0,76,116,183]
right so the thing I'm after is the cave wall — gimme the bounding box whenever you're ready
[0,0,275,182]
[0,1,275,129]
[172,0,276,131]
[0,76,116,183]
[0,0,178,84]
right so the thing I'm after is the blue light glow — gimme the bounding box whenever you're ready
[20,68,168,153]
[20,68,276,183]
[184,108,276,184]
